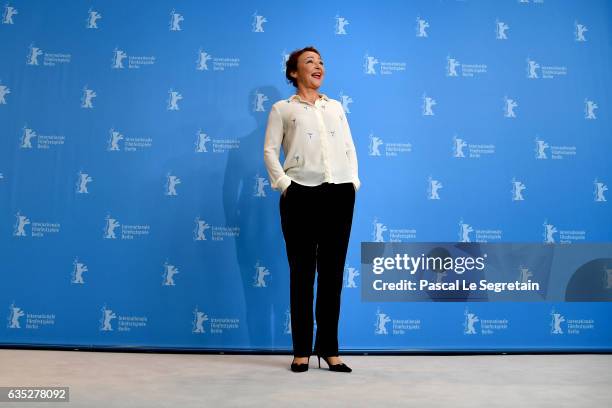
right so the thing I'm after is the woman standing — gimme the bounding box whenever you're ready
[263,46,361,373]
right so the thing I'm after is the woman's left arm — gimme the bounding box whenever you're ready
[339,102,361,192]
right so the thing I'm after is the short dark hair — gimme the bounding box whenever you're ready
[285,46,321,88]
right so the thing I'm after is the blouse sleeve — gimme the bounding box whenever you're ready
[340,103,361,192]
[263,104,292,192]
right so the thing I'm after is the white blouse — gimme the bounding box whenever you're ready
[263,92,361,193]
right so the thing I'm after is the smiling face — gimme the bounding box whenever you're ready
[289,51,325,90]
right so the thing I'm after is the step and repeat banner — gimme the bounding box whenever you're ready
[1,0,611,351]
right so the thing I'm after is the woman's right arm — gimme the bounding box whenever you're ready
[263,104,292,193]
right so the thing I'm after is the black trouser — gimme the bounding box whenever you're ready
[279,181,356,357]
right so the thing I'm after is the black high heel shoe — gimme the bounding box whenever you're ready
[317,355,352,373]
[290,357,310,372]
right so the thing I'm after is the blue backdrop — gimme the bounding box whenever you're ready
[1,0,611,352]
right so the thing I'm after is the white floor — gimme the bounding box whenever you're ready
[1,349,611,407]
